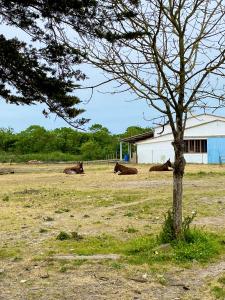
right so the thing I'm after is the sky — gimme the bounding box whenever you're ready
[1,14,224,134]
[0,24,155,134]
[0,86,153,134]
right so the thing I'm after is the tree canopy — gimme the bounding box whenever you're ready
[0,0,99,127]
[0,123,150,161]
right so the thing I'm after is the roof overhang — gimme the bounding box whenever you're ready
[120,131,153,143]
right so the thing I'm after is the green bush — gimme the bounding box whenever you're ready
[2,195,9,202]
[56,232,71,241]
[158,210,196,243]
[158,210,176,243]
[124,226,139,233]
[80,140,102,160]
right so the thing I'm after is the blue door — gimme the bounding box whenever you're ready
[208,137,225,163]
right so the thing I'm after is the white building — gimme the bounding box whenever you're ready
[120,114,225,164]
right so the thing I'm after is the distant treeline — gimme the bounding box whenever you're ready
[0,124,151,162]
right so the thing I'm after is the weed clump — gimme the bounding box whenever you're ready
[56,232,71,241]
[56,231,83,241]
[124,226,138,234]
[158,210,175,243]
[39,228,48,233]
[2,195,9,202]
[59,266,67,273]
[158,210,196,243]
[43,216,54,222]
[110,262,123,269]
[124,212,134,217]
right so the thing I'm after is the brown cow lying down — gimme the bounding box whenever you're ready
[63,162,84,174]
[149,159,173,171]
[114,162,138,175]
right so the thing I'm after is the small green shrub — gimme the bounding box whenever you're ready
[23,204,32,208]
[2,195,9,202]
[39,228,48,233]
[59,266,67,273]
[124,212,134,217]
[124,226,138,234]
[218,276,225,285]
[56,232,71,241]
[158,210,197,243]
[110,262,123,269]
[56,231,83,241]
[43,216,54,222]
[182,212,197,241]
[158,210,175,243]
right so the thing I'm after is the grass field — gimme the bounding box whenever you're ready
[1,162,225,299]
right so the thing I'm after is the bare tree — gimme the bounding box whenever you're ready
[83,0,225,238]
[52,0,225,238]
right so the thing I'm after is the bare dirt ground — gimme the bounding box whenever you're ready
[0,162,225,299]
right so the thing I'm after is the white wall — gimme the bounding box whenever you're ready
[136,115,225,164]
[184,153,208,164]
[137,142,208,164]
[137,140,174,163]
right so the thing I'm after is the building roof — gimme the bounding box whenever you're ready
[153,113,225,129]
[120,131,153,143]
[123,114,225,144]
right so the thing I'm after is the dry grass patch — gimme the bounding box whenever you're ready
[0,162,225,299]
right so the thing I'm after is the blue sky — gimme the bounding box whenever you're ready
[2,22,224,134]
[0,87,153,134]
[0,24,155,134]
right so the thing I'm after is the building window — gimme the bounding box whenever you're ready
[184,139,207,153]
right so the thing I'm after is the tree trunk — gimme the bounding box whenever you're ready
[172,138,186,239]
